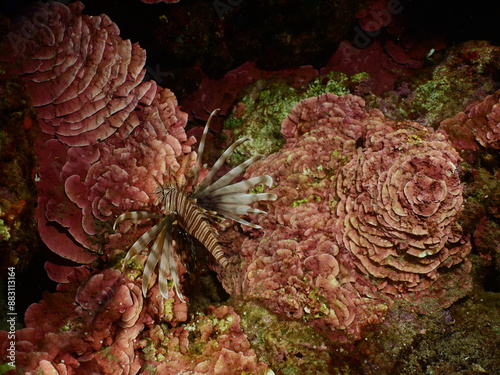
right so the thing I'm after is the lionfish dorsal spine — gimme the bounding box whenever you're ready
[194,136,250,195]
[194,154,265,198]
[192,108,220,188]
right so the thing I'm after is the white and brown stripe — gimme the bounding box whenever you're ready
[157,185,229,267]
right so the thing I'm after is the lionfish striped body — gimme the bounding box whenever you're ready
[114,109,276,302]
[156,184,227,267]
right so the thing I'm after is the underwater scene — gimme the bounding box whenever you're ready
[0,0,499,374]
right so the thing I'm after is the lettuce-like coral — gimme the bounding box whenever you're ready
[1,1,155,147]
[228,93,471,342]
[1,2,196,273]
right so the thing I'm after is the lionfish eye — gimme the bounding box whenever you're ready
[160,185,176,202]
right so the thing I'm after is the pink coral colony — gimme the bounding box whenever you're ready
[235,93,471,341]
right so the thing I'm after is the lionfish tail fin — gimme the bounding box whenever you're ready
[123,218,166,263]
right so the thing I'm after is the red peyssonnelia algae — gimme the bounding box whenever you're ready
[441,89,500,151]
[229,94,390,342]
[229,93,471,342]
[0,268,147,374]
[0,274,264,374]
[61,85,194,248]
[1,1,155,147]
[75,269,144,335]
[144,305,270,374]
[335,112,470,293]
[1,2,196,272]
[34,138,96,266]
[34,84,194,277]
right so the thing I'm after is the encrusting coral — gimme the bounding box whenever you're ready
[227,93,471,342]
[2,1,156,147]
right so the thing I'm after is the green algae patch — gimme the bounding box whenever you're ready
[236,301,333,375]
[224,71,361,164]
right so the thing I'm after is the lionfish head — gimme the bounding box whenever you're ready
[153,182,176,209]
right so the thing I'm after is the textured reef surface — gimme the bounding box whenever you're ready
[225,93,472,343]
[0,0,499,374]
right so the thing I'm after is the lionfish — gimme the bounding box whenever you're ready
[113,109,277,302]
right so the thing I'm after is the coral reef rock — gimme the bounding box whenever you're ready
[1,1,195,274]
[226,93,471,342]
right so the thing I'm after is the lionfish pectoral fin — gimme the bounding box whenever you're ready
[172,278,186,303]
[159,216,186,302]
[114,211,154,231]
[123,219,166,264]
[263,193,278,201]
[142,221,167,297]
[113,211,165,233]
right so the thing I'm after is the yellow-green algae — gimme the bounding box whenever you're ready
[0,218,10,241]
[235,301,333,375]
[224,71,365,165]
[381,40,499,128]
